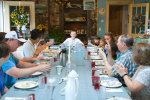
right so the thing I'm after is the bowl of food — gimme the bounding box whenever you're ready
[106,80,116,86]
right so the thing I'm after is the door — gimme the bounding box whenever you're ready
[129,3,149,38]
[109,5,123,36]
[3,1,35,33]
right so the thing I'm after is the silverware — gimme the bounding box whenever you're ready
[51,86,55,100]
[14,89,35,91]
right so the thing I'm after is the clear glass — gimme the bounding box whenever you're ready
[49,39,55,42]
[38,75,45,89]
[77,43,83,51]
[98,86,106,100]
[48,75,56,89]
[88,39,91,44]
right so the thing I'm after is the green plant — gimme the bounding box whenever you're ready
[48,28,66,42]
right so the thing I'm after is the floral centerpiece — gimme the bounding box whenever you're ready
[36,24,48,33]
[10,8,29,26]
[54,0,68,6]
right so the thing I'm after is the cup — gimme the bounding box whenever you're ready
[54,57,57,63]
[49,39,55,42]
[99,86,106,100]
[94,80,100,90]
[92,70,96,76]
[44,76,47,84]
[25,94,35,100]
[38,75,45,89]
[85,45,87,49]
[88,51,90,55]
[91,62,95,68]
[92,76,100,86]
[56,65,63,75]
[88,40,91,44]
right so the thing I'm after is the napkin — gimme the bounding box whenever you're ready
[4,97,25,100]
[95,66,105,69]
[106,88,123,92]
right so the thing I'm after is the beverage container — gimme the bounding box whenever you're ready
[25,94,35,100]
[91,62,95,68]
[44,76,47,84]
[88,39,91,44]
[54,57,57,62]
[94,80,100,90]
[38,75,45,89]
[92,70,96,76]
[92,76,100,86]
[56,65,63,75]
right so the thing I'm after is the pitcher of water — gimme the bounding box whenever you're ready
[60,70,79,100]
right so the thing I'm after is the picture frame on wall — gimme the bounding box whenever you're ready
[83,0,95,10]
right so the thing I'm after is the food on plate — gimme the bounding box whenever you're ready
[40,62,50,65]
[96,62,104,66]
[23,83,30,87]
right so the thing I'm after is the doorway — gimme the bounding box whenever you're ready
[106,1,134,36]
[109,5,129,36]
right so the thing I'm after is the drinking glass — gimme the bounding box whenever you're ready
[49,39,55,42]
[91,62,95,68]
[38,75,45,89]
[92,70,96,76]
[88,39,91,44]
[98,86,106,100]
[25,94,35,100]
[48,76,56,88]
[92,76,100,86]
[77,43,83,51]
[94,80,100,90]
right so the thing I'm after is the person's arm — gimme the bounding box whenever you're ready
[105,42,114,65]
[3,86,8,94]
[88,43,100,48]
[21,57,40,63]
[99,50,115,77]
[5,65,51,78]
[114,65,146,93]
[16,60,37,68]
[33,44,46,58]
[41,50,57,53]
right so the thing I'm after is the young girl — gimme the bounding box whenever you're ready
[99,38,106,50]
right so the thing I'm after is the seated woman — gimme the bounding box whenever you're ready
[114,43,150,100]
[0,42,10,98]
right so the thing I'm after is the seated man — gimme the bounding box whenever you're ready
[99,34,139,86]
[2,31,51,88]
[63,31,83,46]
[22,29,47,57]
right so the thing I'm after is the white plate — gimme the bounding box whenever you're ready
[43,57,52,60]
[107,97,130,100]
[101,80,122,88]
[40,62,50,65]
[14,81,38,89]
[31,71,43,76]
[95,62,104,66]
[91,56,102,60]
[97,69,107,74]
[90,53,97,56]
[4,97,25,100]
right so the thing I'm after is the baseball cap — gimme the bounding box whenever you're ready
[5,31,27,42]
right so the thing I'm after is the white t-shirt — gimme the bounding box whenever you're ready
[12,51,24,60]
[63,38,83,46]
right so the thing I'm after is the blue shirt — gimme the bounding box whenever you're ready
[22,39,36,57]
[111,49,139,85]
[94,43,99,46]
[2,53,19,89]
[0,69,5,93]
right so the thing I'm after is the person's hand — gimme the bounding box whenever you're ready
[99,49,106,59]
[114,64,128,76]
[37,64,51,73]
[46,42,54,46]
[105,41,111,53]
[88,43,92,45]
[37,56,46,61]
[36,44,47,53]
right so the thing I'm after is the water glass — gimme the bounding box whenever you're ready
[38,75,45,89]
[88,39,91,44]
[98,86,106,100]
[77,43,83,51]
[49,39,55,42]
[25,94,35,100]
[48,76,56,88]
[56,65,63,75]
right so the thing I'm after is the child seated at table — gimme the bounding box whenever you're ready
[88,36,100,46]
[63,31,83,46]
[38,40,57,53]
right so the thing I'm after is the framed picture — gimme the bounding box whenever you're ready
[35,4,46,13]
[83,0,95,10]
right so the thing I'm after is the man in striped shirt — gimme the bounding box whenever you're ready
[99,35,139,86]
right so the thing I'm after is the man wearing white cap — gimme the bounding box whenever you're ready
[2,31,51,88]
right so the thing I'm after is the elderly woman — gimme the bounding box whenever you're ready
[114,43,150,100]
[0,42,10,98]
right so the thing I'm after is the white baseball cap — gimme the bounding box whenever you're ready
[5,31,27,42]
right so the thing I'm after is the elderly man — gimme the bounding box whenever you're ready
[99,34,139,86]
[2,31,51,88]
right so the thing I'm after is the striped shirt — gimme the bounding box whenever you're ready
[111,49,139,85]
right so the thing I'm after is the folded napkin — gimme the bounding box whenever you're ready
[93,60,103,62]
[4,97,25,100]
[106,88,123,92]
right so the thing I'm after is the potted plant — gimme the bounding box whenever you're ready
[47,28,66,44]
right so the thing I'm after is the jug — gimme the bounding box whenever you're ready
[61,70,79,100]
[60,49,68,67]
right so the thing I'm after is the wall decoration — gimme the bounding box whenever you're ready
[132,14,143,28]
[54,0,69,6]
[99,8,105,15]
[83,0,95,10]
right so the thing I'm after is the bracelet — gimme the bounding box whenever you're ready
[103,59,107,62]
[122,74,128,78]
[34,54,38,56]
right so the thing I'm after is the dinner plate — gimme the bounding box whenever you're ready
[31,71,43,76]
[95,62,104,66]
[107,97,130,100]
[14,81,38,89]
[91,56,102,60]
[101,80,122,88]
[40,62,50,65]
[97,69,107,74]
[90,53,97,56]
[4,97,25,100]
[43,57,52,60]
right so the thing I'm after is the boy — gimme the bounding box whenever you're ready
[88,36,100,46]
[63,31,83,46]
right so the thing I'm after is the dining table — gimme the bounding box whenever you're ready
[1,45,132,100]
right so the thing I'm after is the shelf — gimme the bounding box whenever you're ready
[64,21,86,23]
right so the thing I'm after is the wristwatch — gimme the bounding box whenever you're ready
[122,74,128,78]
